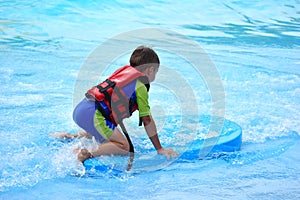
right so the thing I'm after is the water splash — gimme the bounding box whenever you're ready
[0,136,101,192]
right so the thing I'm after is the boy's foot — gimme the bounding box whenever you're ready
[77,149,92,163]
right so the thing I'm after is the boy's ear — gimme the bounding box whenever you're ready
[145,66,153,74]
[150,66,155,72]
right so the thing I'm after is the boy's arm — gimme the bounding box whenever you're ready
[142,115,162,150]
[135,82,177,157]
[142,115,178,158]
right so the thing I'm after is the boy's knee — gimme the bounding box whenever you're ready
[113,140,130,153]
[122,140,130,152]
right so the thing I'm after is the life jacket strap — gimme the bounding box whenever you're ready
[119,121,134,153]
[96,79,116,105]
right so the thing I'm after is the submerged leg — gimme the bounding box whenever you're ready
[50,131,92,139]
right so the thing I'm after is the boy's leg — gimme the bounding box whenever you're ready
[77,109,130,162]
[93,128,130,156]
[77,128,130,162]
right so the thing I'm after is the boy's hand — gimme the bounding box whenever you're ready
[157,148,179,159]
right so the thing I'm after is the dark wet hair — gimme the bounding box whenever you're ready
[129,46,160,71]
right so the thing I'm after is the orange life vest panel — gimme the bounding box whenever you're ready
[86,65,149,125]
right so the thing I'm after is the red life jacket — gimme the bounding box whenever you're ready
[86,65,149,125]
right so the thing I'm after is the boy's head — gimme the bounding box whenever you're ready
[130,46,160,82]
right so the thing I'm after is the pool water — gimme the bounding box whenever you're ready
[1,0,300,199]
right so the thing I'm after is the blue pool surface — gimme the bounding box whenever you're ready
[1,0,300,199]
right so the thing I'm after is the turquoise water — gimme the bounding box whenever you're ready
[1,0,300,199]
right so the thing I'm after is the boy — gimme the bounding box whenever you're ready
[55,46,178,162]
